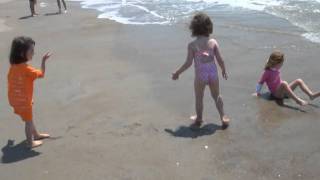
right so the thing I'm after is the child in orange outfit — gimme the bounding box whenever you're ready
[8,36,52,148]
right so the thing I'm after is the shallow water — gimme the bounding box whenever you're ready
[69,0,320,43]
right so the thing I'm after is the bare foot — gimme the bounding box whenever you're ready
[252,93,260,97]
[64,10,67,14]
[221,116,230,129]
[297,99,308,106]
[310,95,315,101]
[310,93,320,101]
[190,115,203,127]
[27,140,43,148]
[34,133,50,140]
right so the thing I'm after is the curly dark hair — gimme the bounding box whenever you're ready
[9,36,35,65]
[189,12,213,37]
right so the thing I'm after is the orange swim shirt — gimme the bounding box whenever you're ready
[8,64,43,121]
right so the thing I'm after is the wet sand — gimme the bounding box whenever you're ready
[1,0,320,179]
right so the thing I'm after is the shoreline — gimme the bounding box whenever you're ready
[72,0,320,44]
[1,0,320,180]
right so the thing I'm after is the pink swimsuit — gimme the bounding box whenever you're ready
[194,49,218,84]
[258,68,282,95]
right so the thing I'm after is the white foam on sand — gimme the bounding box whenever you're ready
[69,0,320,44]
[303,32,320,44]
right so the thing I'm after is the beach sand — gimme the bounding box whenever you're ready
[0,0,11,33]
[0,19,10,32]
[1,0,320,179]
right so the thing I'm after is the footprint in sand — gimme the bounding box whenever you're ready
[116,122,143,137]
[123,122,142,130]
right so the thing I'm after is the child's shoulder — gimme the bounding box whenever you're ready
[189,39,197,46]
[25,64,38,72]
[188,41,197,50]
[10,63,28,70]
[208,38,218,45]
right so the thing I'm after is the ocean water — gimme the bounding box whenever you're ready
[69,0,320,43]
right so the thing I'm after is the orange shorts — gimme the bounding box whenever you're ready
[13,107,33,122]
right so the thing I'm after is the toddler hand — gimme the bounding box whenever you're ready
[42,52,52,61]
[252,93,261,97]
[222,70,228,80]
[172,72,179,80]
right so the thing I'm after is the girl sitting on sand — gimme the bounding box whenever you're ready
[8,36,52,148]
[254,51,320,105]
[172,12,230,128]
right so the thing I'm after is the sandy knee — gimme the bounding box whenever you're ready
[281,81,289,86]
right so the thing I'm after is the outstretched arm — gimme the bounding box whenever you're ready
[214,42,228,80]
[172,43,194,80]
[40,52,52,78]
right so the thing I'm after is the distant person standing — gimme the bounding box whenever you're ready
[29,0,38,16]
[57,0,67,14]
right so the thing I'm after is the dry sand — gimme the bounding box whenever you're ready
[0,0,11,33]
[0,19,10,32]
[0,0,320,180]
[0,0,12,4]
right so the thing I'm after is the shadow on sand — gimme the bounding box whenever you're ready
[259,92,310,112]
[19,12,61,19]
[165,123,222,139]
[1,140,41,164]
[19,15,33,20]
[44,12,61,16]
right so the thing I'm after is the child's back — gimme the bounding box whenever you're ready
[8,64,43,109]
[191,38,219,84]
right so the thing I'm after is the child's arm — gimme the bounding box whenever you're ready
[40,52,52,78]
[213,40,228,80]
[254,71,267,97]
[255,84,263,97]
[172,43,194,80]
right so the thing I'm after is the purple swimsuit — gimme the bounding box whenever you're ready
[194,49,218,84]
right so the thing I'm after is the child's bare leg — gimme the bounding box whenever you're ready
[30,121,50,140]
[194,79,206,123]
[276,81,308,106]
[25,122,33,145]
[25,121,42,148]
[57,0,62,13]
[311,92,320,100]
[33,0,38,15]
[208,80,230,127]
[61,0,67,10]
[290,79,320,100]
[29,0,35,16]
[289,79,315,99]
